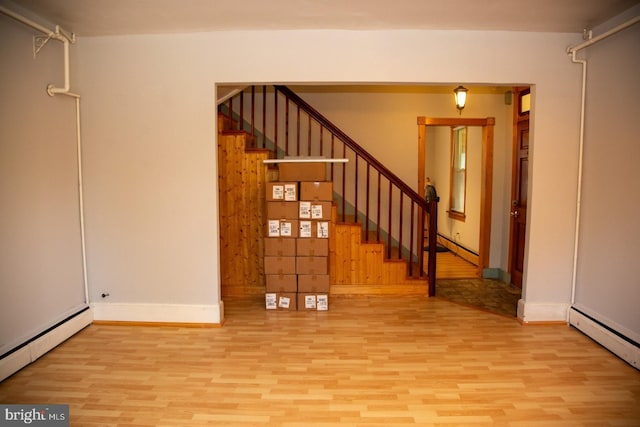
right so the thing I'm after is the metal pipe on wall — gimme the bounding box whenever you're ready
[0,6,89,304]
[566,15,640,312]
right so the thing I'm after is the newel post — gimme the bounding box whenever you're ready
[427,197,439,296]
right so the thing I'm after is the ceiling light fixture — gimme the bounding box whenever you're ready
[453,85,468,114]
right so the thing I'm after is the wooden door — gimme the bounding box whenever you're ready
[508,88,530,288]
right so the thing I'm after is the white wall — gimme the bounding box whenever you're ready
[75,28,585,322]
[291,87,512,266]
[430,125,482,254]
[0,14,87,355]
[573,11,640,343]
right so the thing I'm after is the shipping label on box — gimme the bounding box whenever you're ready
[317,294,329,311]
[296,238,329,257]
[267,220,280,237]
[284,184,297,201]
[299,220,313,238]
[264,238,296,257]
[276,292,297,310]
[311,203,322,219]
[278,295,291,309]
[305,295,317,309]
[266,182,298,201]
[280,221,294,237]
[265,293,277,310]
[317,221,330,238]
[297,293,317,311]
[300,181,333,201]
[271,185,284,200]
[298,221,329,238]
[299,201,311,219]
[267,219,299,238]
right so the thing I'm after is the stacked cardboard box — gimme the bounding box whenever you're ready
[264,162,332,311]
[264,181,299,311]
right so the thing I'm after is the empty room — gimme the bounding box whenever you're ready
[1,1,639,425]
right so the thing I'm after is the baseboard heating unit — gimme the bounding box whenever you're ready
[569,307,639,370]
[0,307,93,382]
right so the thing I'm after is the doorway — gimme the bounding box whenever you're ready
[508,88,530,288]
[417,117,495,277]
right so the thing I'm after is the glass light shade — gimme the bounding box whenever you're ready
[454,85,468,111]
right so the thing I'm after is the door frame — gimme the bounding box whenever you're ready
[507,87,530,288]
[417,117,495,276]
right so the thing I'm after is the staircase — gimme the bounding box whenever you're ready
[217,85,438,297]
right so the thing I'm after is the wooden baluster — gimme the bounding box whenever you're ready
[365,163,370,242]
[250,86,255,142]
[427,199,438,295]
[308,115,312,156]
[285,97,290,155]
[273,87,278,158]
[262,86,266,149]
[409,200,415,277]
[376,172,381,242]
[341,144,346,222]
[239,90,244,131]
[354,154,358,224]
[296,105,300,156]
[398,193,403,260]
[387,181,392,259]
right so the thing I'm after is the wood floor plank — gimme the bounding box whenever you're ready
[1,296,639,426]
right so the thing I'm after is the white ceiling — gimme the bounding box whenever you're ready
[5,0,640,37]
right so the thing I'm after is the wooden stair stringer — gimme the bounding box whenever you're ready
[218,131,271,297]
[330,220,428,296]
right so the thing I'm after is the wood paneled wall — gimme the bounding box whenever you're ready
[218,131,271,296]
[217,117,428,297]
[330,210,428,295]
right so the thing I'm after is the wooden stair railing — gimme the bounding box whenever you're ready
[220,85,439,296]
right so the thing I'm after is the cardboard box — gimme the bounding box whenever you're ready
[279,161,326,181]
[264,256,296,275]
[297,274,330,293]
[265,274,297,292]
[267,219,299,238]
[296,238,329,257]
[266,182,298,201]
[298,220,330,238]
[296,256,328,275]
[297,293,329,311]
[264,238,296,257]
[298,201,332,220]
[267,201,299,219]
[265,292,297,311]
[300,181,333,201]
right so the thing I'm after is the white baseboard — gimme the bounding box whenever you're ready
[569,308,639,370]
[91,302,224,325]
[517,299,569,323]
[0,308,93,382]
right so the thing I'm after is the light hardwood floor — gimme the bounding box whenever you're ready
[435,251,479,279]
[1,296,639,426]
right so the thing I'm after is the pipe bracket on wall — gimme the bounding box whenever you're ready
[33,35,52,57]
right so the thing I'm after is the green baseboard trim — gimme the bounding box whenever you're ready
[482,268,511,283]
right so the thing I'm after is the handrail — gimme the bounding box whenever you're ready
[219,85,438,294]
[274,85,429,211]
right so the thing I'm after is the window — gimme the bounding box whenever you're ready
[520,90,531,115]
[449,126,467,221]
